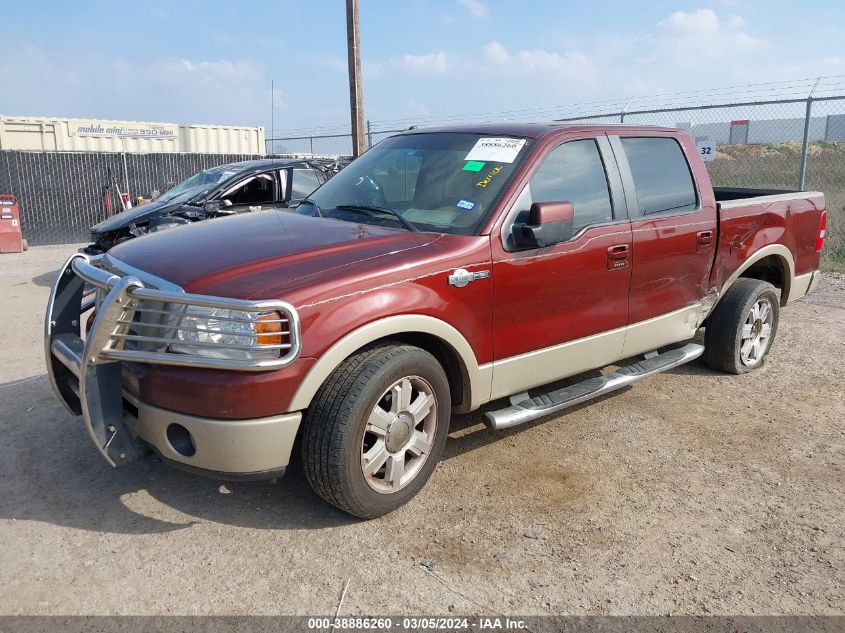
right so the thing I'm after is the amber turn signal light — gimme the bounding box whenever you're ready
[256,312,284,346]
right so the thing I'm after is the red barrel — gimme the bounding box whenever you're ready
[0,194,26,253]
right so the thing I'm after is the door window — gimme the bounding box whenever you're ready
[221,173,276,205]
[291,168,323,200]
[620,137,697,215]
[520,139,614,235]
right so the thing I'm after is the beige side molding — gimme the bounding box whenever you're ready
[719,244,795,306]
[490,327,626,401]
[289,315,492,413]
[621,304,702,358]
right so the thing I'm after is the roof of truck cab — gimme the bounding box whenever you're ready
[398,122,680,138]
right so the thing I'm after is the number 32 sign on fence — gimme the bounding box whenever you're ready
[696,137,715,162]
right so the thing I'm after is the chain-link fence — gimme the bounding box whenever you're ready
[269,93,845,271]
[0,151,263,245]
[4,90,844,268]
[266,134,355,157]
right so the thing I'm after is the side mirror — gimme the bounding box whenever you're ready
[203,200,221,214]
[513,201,575,249]
[205,198,235,216]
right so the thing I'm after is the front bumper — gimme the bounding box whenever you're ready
[44,252,302,475]
[125,393,300,479]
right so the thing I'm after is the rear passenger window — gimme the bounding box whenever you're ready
[527,139,613,233]
[621,137,697,215]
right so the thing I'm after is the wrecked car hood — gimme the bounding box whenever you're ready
[91,198,193,233]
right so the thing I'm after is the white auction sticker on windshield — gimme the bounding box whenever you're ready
[464,137,526,164]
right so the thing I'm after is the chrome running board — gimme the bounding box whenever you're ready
[483,343,704,430]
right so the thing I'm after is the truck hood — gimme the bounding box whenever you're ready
[107,211,439,298]
[92,198,190,233]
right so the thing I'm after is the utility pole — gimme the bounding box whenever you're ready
[346,0,366,156]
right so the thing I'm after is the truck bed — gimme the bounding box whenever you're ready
[711,189,825,303]
[713,186,796,202]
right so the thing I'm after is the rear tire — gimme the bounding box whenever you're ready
[704,278,780,374]
[300,343,451,519]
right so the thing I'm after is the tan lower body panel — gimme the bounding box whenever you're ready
[787,271,816,304]
[620,304,701,358]
[128,397,301,474]
[490,328,627,401]
[489,304,701,402]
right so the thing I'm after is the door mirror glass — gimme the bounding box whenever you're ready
[513,201,575,248]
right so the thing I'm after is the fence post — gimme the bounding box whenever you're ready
[309,136,314,155]
[798,77,821,191]
[121,151,130,202]
[367,119,373,148]
[620,97,634,123]
[798,98,814,191]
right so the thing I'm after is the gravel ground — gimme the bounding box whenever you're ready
[1,245,843,616]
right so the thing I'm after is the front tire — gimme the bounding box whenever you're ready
[301,343,451,518]
[704,278,780,374]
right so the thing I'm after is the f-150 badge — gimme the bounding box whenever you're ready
[448,268,490,288]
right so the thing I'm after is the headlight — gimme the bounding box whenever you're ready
[168,306,287,360]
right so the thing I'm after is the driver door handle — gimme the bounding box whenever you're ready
[606,244,630,270]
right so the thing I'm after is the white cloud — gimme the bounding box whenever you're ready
[654,8,768,59]
[157,58,265,85]
[393,52,448,75]
[483,41,595,81]
[0,44,273,126]
[457,0,487,19]
[484,41,510,64]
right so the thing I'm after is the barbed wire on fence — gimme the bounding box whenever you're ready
[268,74,845,140]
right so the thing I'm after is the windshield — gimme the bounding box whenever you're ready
[300,132,529,234]
[156,165,241,204]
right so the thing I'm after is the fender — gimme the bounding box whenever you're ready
[289,314,493,413]
[718,244,795,307]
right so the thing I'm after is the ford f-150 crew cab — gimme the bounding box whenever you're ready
[45,123,827,518]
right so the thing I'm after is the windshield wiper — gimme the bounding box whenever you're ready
[335,204,418,232]
[300,198,324,217]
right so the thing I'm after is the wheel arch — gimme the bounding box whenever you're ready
[720,244,795,307]
[289,315,492,414]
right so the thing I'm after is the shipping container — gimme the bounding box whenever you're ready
[0,115,265,154]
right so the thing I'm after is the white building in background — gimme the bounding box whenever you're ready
[0,115,265,154]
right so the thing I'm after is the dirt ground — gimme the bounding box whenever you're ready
[1,245,843,616]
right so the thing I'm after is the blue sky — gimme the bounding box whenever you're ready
[1,0,843,135]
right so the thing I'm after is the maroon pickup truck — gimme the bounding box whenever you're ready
[45,123,827,518]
